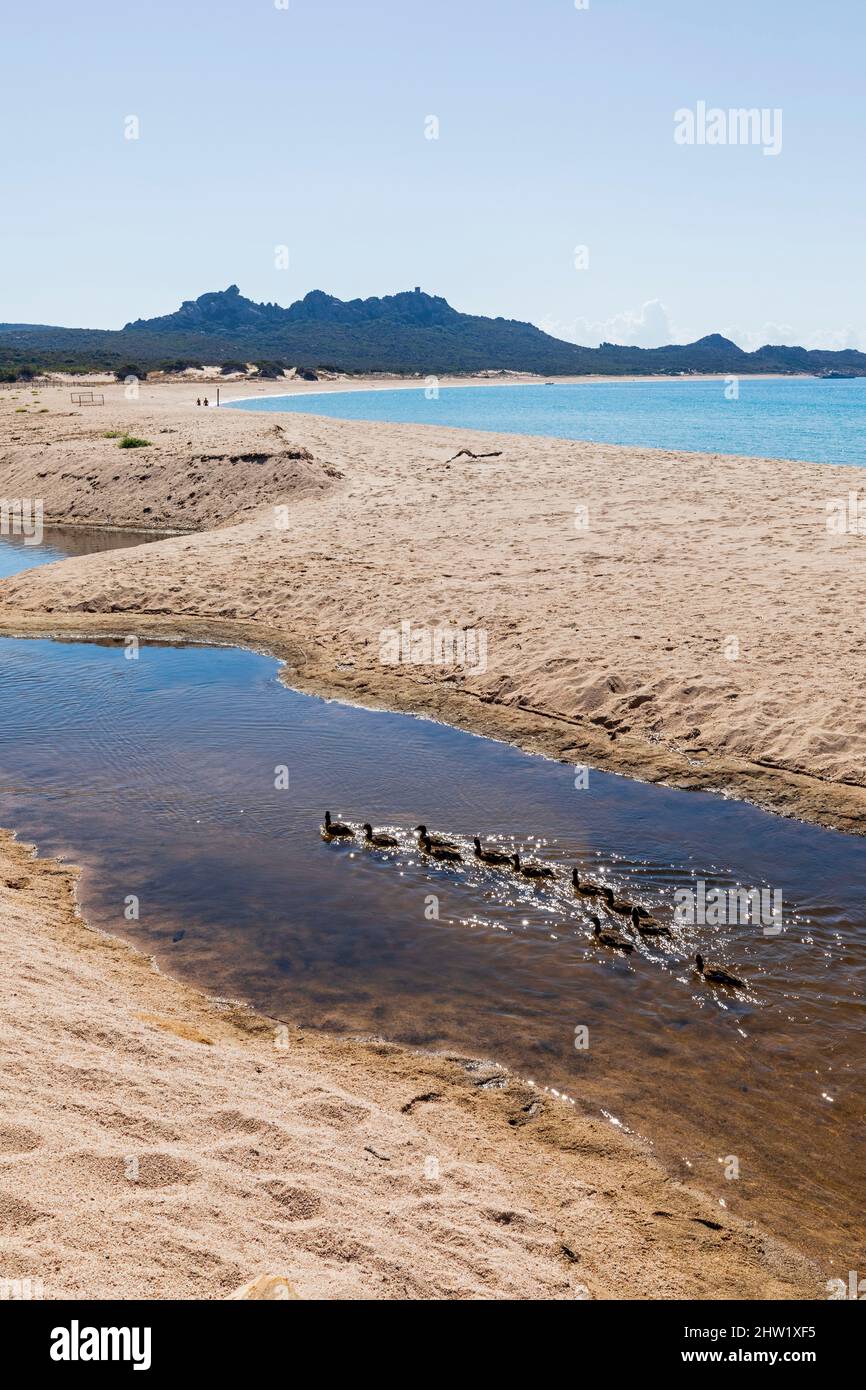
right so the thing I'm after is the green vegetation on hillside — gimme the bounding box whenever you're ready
[2,287,865,379]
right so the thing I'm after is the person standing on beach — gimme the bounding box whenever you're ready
[196,397,201,407]
[203,397,208,407]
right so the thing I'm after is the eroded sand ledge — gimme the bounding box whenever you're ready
[0,381,863,835]
[0,831,821,1299]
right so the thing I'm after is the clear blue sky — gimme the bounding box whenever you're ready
[2,0,863,349]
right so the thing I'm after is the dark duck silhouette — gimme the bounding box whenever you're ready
[695,952,743,988]
[473,837,511,866]
[602,885,633,916]
[572,868,602,898]
[418,831,463,864]
[414,824,458,853]
[362,823,398,847]
[630,906,671,937]
[511,852,555,881]
[592,920,634,954]
[323,810,353,838]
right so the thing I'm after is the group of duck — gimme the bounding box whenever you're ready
[321,812,744,988]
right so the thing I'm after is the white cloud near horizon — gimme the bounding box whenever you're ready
[540,301,866,353]
[721,322,866,352]
[540,299,678,349]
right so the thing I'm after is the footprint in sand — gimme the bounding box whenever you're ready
[63,1151,199,1190]
[0,1191,47,1228]
[296,1097,370,1129]
[258,1181,322,1221]
[0,1123,42,1154]
[207,1108,285,1138]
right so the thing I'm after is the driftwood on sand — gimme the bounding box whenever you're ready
[444,448,503,463]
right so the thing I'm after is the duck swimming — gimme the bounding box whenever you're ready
[695,952,743,988]
[592,920,634,954]
[473,837,511,866]
[362,823,398,848]
[602,885,633,916]
[414,824,458,852]
[323,811,353,838]
[511,853,555,881]
[418,831,463,864]
[630,906,671,937]
[572,869,602,898]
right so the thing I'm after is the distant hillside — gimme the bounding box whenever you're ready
[2,285,865,379]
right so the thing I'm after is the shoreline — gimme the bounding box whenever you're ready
[0,381,864,837]
[0,826,825,1299]
[14,370,821,397]
[3,610,861,841]
[216,369,821,407]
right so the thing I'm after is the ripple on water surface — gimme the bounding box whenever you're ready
[0,631,863,1270]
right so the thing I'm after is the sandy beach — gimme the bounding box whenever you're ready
[9,0,866,1338]
[0,379,863,834]
[0,378,859,1300]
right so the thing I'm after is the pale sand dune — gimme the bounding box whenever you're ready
[0,832,820,1299]
[0,381,863,833]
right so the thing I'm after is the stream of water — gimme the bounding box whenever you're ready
[0,528,862,1272]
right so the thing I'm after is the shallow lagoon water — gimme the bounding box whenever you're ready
[228,376,866,467]
[0,526,863,1271]
[0,525,159,580]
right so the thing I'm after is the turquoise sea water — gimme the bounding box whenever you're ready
[227,377,866,466]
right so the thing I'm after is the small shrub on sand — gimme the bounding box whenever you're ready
[117,434,151,449]
[103,429,123,438]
